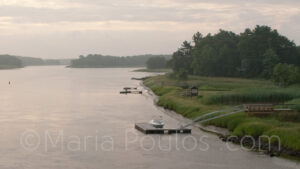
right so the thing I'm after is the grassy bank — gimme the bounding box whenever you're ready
[144,74,300,153]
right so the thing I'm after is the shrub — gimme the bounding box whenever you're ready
[167,72,177,79]
[264,127,300,150]
[275,112,300,122]
[233,122,271,138]
[292,105,300,112]
[177,69,188,80]
[175,82,189,89]
[272,63,300,86]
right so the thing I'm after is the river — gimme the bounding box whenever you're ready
[0,66,298,169]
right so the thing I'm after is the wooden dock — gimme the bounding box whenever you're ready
[120,86,142,94]
[120,91,142,94]
[135,123,191,134]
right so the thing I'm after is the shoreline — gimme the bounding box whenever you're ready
[140,75,300,162]
[133,68,172,73]
[141,81,230,136]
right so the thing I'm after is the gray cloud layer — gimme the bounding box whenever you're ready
[0,0,299,58]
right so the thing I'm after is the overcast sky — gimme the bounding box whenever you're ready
[0,0,299,58]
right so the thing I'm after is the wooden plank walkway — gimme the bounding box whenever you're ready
[135,123,191,134]
[244,104,274,115]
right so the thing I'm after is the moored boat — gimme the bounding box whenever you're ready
[149,117,164,128]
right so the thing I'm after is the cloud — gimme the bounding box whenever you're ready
[0,0,87,9]
[0,20,217,35]
[0,0,299,58]
[1,0,299,25]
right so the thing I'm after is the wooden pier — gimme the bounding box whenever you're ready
[135,123,191,134]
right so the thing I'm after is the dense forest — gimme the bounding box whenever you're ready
[169,25,300,85]
[69,54,171,68]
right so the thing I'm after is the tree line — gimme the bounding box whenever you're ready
[169,25,300,85]
[18,56,63,66]
[0,55,69,69]
[70,54,171,68]
[0,55,22,69]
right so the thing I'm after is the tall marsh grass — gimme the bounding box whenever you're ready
[203,88,300,105]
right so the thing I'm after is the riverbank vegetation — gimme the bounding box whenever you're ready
[144,25,300,156]
[144,75,300,154]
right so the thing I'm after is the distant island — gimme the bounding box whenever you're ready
[69,54,171,68]
[0,55,23,69]
[0,54,71,69]
[17,56,71,66]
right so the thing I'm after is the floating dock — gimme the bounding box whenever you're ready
[135,123,191,134]
[120,91,142,94]
[124,87,137,90]
[120,86,142,94]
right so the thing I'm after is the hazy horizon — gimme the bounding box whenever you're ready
[0,0,300,59]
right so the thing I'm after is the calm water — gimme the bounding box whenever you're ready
[0,66,299,169]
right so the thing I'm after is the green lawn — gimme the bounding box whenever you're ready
[144,74,300,152]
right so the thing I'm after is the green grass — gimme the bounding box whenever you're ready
[264,127,300,150]
[286,98,300,111]
[144,74,300,152]
[206,114,300,150]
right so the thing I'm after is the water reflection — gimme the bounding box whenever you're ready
[0,66,298,169]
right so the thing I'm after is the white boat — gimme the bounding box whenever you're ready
[149,118,164,128]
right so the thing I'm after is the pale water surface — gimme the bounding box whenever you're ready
[0,66,299,169]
